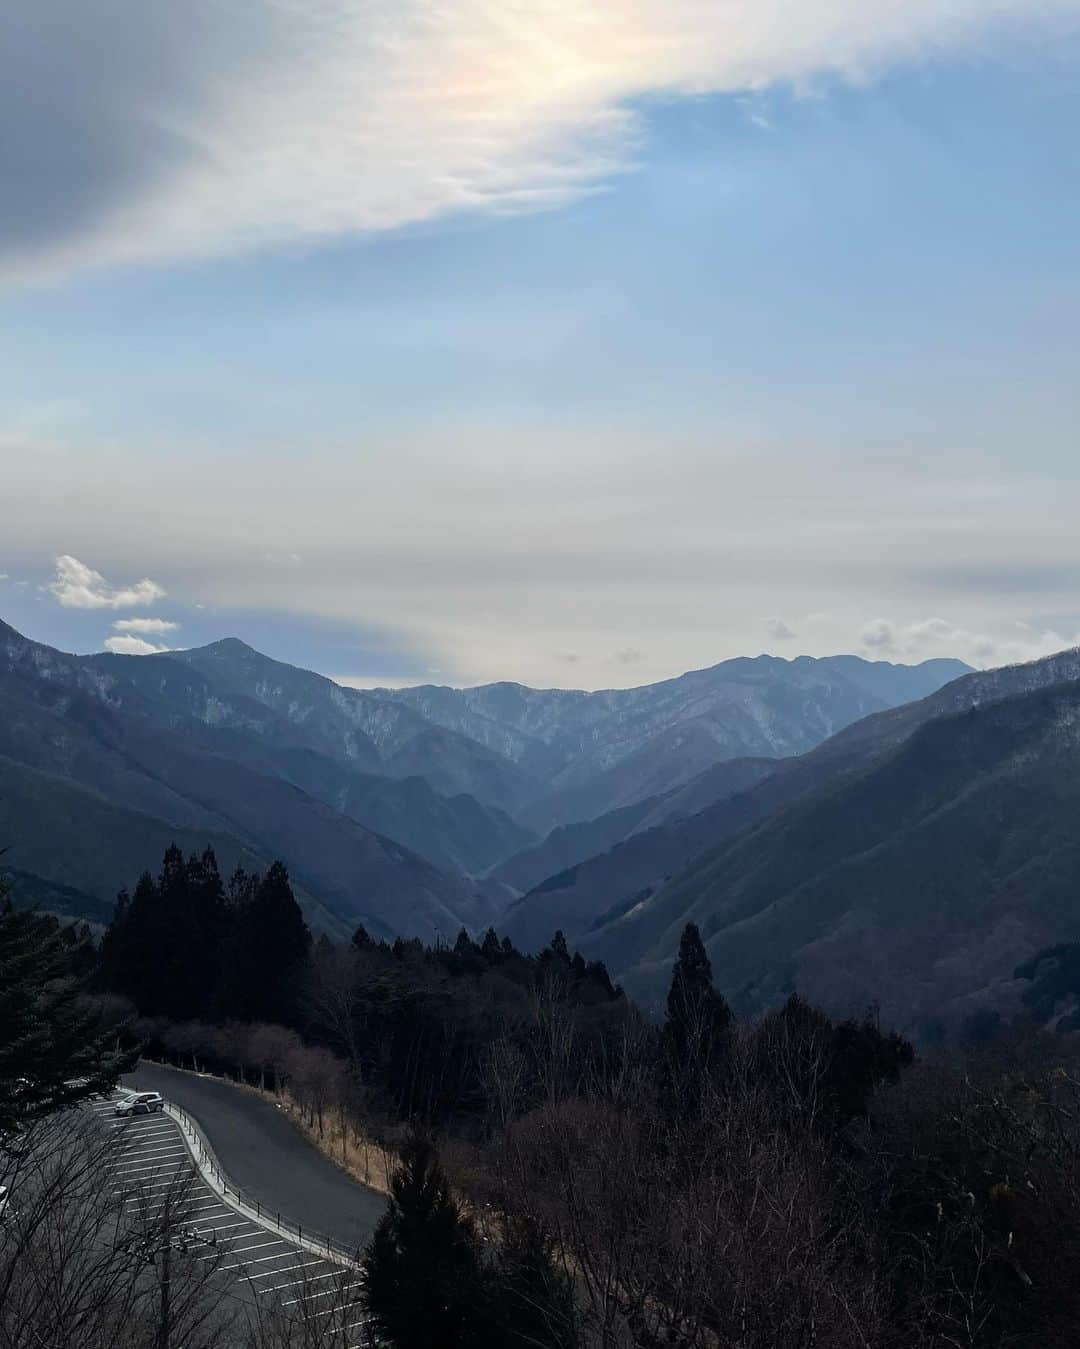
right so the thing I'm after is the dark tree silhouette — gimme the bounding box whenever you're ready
[662,922,732,1110]
[0,880,136,1139]
[222,860,311,1023]
[666,921,731,1044]
[363,1133,487,1347]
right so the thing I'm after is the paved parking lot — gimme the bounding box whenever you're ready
[88,1091,371,1346]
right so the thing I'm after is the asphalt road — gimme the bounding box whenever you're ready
[123,1063,386,1256]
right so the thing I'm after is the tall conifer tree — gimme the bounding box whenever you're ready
[363,1134,485,1347]
[0,879,137,1138]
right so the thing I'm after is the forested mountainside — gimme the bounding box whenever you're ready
[575,664,1080,1032]
[506,646,1080,969]
[0,620,509,938]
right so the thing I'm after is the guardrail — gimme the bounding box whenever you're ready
[168,1101,364,1270]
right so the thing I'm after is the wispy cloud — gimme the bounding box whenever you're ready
[47,555,165,610]
[103,634,171,656]
[5,0,1078,279]
[112,617,179,634]
[765,617,797,641]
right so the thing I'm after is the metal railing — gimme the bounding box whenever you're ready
[168,1101,364,1269]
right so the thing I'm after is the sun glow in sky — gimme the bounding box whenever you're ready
[3,2,1080,687]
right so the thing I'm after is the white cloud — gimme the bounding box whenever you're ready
[765,617,797,641]
[103,634,171,656]
[47,555,165,610]
[859,616,1079,668]
[6,0,1079,279]
[112,617,179,634]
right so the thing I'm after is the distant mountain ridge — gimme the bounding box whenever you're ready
[377,653,971,830]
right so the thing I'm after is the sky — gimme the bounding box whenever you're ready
[3,1,1080,689]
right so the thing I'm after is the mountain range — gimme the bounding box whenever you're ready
[26,613,1074,1031]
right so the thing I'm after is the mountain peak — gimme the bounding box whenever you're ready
[182,637,258,659]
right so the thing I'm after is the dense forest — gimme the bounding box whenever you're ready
[7,845,1080,1346]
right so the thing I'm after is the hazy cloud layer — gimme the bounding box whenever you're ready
[5,0,1079,277]
[8,440,1078,687]
[859,617,1079,669]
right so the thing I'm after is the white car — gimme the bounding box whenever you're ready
[114,1091,165,1117]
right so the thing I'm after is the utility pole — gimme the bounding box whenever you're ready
[157,1228,171,1349]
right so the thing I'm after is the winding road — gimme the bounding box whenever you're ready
[123,1063,386,1255]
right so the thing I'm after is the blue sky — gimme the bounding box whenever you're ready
[3,3,1080,687]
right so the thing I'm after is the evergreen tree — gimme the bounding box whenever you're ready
[480,927,502,963]
[490,1213,578,1348]
[666,921,731,1040]
[152,847,229,1016]
[662,922,732,1107]
[99,871,160,1011]
[363,1133,487,1348]
[221,861,311,1023]
[0,881,137,1139]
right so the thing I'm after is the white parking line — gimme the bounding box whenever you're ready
[310,1299,364,1320]
[114,1151,188,1168]
[254,1268,338,1293]
[112,1177,191,1196]
[222,1249,300,1271]
[114,1153,188,1174]
[113,1168,190,1186]
[229,1239,287,1256]
[119,1148,184,1164]
[124,1196,199,1212]
[282,1282,363,1307]
[121,1138,185,1156]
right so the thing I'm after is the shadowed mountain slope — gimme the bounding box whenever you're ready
[578,656,1080,1030]
[493,757,778,896]
[0,621,508,938]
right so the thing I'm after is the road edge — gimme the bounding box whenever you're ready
[165,1099,362,1271]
